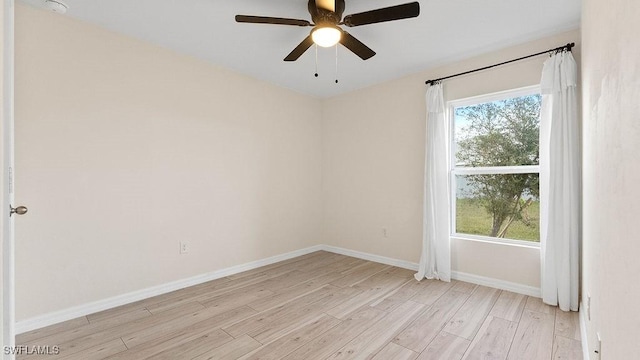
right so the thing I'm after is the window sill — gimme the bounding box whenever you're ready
[451,234,541,249]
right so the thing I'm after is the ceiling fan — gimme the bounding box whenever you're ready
[235,0,420,61]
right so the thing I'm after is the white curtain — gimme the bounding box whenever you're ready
[415,83,451,282]
[540,51,580,311]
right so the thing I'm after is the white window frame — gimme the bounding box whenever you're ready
[448,85,541,248]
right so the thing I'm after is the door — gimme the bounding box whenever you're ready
[1,1,16,358]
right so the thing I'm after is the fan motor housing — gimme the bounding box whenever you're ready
[308,0,345,25]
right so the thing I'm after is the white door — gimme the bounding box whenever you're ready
[1,1,17,359]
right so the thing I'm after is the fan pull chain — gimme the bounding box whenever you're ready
[314,44,319,78]
[335,44,339,84]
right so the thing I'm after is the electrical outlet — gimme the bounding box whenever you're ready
[180,241,190,254]
[594,332,602,358]
[382,228,388,238]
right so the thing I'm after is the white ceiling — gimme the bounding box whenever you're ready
[19,0,581,98]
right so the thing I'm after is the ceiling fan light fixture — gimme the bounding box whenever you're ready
[311,26,342,47]
[236,0,421,61]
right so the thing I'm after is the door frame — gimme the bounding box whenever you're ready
[1,0,15,358]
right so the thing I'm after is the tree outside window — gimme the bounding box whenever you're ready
[452,88,541,242]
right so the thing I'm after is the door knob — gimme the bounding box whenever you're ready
[10,205,28,216]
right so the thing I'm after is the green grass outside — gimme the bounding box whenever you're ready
[456,198,540,242]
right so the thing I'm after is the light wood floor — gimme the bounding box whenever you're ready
[17,251,583,360]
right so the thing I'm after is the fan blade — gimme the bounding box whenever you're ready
[284,35,315,61]
[235,15,311,27]
[315,0,335,12]
[340,31,376,60]
[343,2,420,27]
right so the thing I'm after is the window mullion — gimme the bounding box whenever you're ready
[453,165,540,175]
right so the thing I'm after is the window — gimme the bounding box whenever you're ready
[449,86,541,245]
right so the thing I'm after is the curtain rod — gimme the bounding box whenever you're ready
[425,42,575,86]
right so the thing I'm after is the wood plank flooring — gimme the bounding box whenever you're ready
[16,251,583,360]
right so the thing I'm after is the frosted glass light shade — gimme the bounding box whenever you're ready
[312,26,341,47]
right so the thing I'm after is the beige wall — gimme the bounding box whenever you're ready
[581,0,640,358]
[14,5,323,320]
[322,30,579,289]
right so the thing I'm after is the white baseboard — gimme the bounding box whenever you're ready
[579,301,590,360]
[17,243,544,334]
[450,271,541,297]
[319,245,419,271]
[318,245,541,298]
[15,245,323,334]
